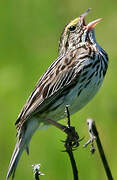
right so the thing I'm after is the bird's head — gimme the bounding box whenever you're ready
[59,8,101,56]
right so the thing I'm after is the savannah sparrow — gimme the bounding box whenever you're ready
[7,9,108,179]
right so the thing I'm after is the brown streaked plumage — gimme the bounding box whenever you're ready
[7,9,108,179]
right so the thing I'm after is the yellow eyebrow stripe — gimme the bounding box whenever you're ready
[66,17,80,29]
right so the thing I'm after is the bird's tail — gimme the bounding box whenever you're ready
[6,118,39,179]
[6,138,24,180]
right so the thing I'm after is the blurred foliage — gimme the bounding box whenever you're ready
[0,0,117,179]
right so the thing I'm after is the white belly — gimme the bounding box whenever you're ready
[67,80,102,114]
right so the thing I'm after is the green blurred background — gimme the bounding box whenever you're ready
[0,0,117,179]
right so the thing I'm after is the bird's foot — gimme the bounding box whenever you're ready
[46,105,82,151]
[63,126,79,151]
[62,105,83,152]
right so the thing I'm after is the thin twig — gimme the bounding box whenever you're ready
[64,106,79,180]
[32,164,44,180]
[66,149,78,180]
[66,105,71,127]
[35,172,40,180]
[84,119,114,180]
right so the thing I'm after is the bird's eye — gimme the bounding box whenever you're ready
[69,25,76,32]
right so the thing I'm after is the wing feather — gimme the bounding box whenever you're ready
[15,51,81,127]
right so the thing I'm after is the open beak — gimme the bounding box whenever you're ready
[87,18,102,30]
[80,8,91,19]
[80,9,102,30]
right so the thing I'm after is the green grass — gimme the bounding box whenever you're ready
[0,1,117,179]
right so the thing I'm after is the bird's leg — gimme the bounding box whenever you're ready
[83,119,96,153]
[46,106,80,151]
[45,118,67,131]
